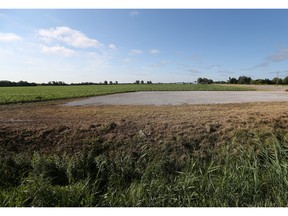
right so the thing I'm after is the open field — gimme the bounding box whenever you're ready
[65,91,288,106]
[1,99,288,206]
[0,84,253,104]
[224,84,288,91]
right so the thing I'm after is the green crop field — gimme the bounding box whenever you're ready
[0,84,254,104]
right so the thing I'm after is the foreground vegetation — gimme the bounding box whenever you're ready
[1,128,288,207]
[0,84,253,104]
[1,84,287,207]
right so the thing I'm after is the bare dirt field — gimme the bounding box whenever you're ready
[1,99,288,156]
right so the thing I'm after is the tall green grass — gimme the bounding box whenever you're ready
[1,129,288,207]
[0,84,254,104]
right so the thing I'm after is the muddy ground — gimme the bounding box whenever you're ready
[63,85,288,106]
[1,99,288,158]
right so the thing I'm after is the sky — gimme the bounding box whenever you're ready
[2,9,288,83]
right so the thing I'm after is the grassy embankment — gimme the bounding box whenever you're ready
[0,84,253,104]
[1,129,288,207]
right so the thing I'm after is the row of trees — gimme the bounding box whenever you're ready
[227,76,288,85]
[0,80,153,87]
[88,80,153,85]
[102,81,118,85]
[0,80,70,87]
[134,80,153,84]
[0,80,37,87]
[227,76,252,84]
[74,80,152,85]
[197,76,288,85]
[197,77,214,84]
[2,76,288,87]
[43,81,68,86]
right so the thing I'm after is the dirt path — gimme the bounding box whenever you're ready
[64,91,288,106]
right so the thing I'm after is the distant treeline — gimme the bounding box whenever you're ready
[0,80,98,87]
[197,75,288,85]
[1,76,288,87]
[227,76,288,85]
[0,80,151,87]
[0,80,37,87]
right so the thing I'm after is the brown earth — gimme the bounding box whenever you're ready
[1,100,288,158]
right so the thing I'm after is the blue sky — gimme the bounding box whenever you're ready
[1,9,288,83]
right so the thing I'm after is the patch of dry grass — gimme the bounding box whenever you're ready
[2,101,288,206]
[1,101,288,156]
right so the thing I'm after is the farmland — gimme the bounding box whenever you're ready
[1,94,288,206]
[0,84,253,104]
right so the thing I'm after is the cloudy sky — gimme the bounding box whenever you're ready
[1,9,288,83]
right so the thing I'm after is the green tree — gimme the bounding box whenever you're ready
[238,76,251,84]
[272,77,282,85]
[197,78,203,84]
[228,77,238,84]
[197,77,213,84]
[283,76,288,84]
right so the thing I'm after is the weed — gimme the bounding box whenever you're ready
[1,129,288,206]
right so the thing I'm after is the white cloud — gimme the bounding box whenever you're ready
[41,45,76,56]
[204,64,221,69]
[266,48,288,62]
[86,52,109,69]
[0,48,14,56]
[244,61,269,70]
[88,52,98,57]
[150,49,160,55]
[26,67,41,71]
[129,10,139,17]
[245,48,288,70]
[129,49,143,55]
[37,27,101,48]
[185,69,201,74]
[124,58,132,63]
[150,60,169,68]
[218,70,234,75]
[0,33,22,42]
[108,43,116,50]
[23,61,33,65]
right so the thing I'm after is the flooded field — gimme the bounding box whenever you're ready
[65,91,288,106]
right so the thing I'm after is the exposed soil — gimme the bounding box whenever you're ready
[1,100,288,157]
